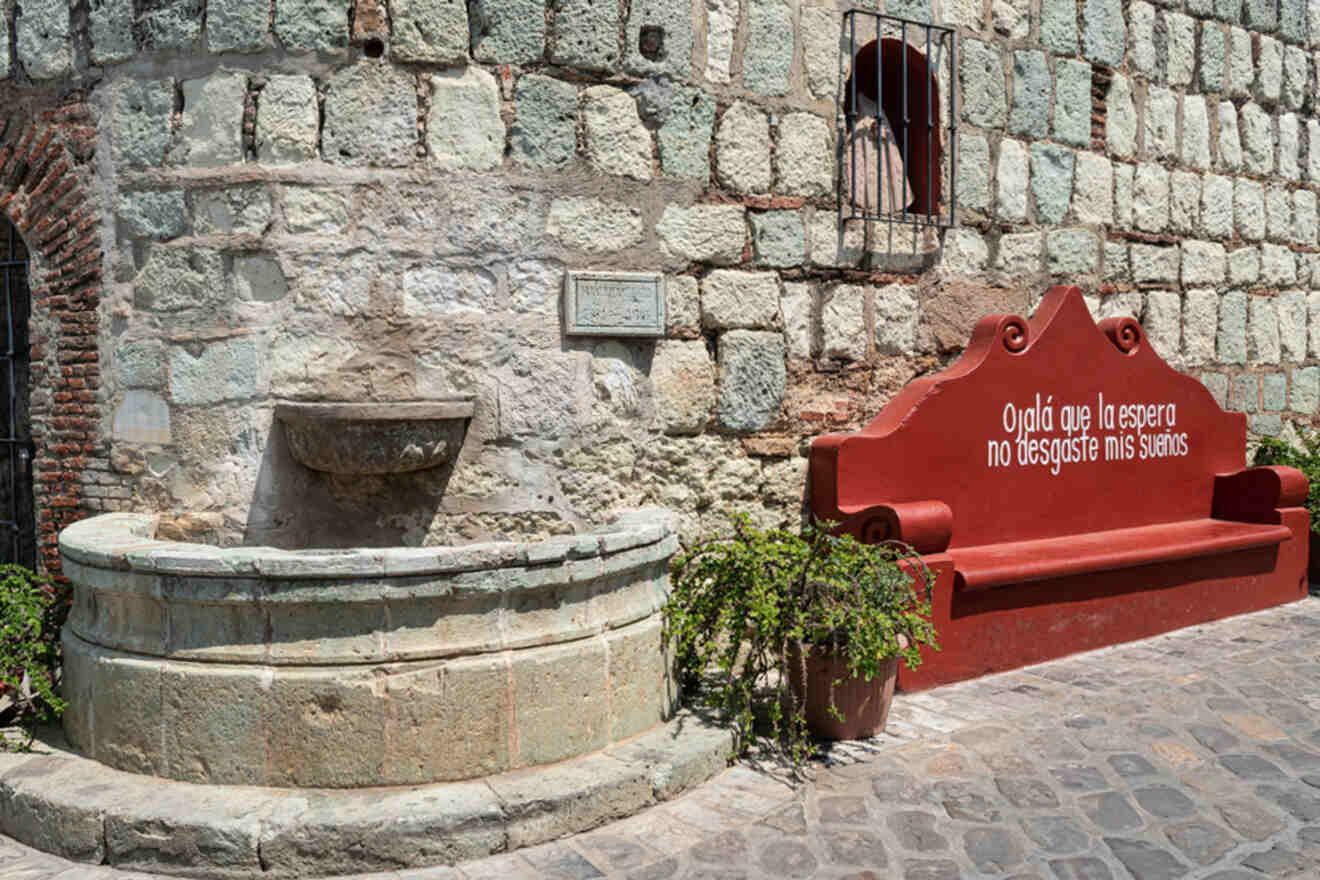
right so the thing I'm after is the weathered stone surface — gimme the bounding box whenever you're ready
[1144,87,1178,161]
[624,0,693,77]
[658,85,715,181]
[1181,96,1210,170]
[1169,171,1199,234]
[134,247,226,312]
[1182,240,1227,285]
[958,135,991,212]
[402,266,499,315]
[751,211,805,268]
[1083,0,1125,64]
[547,199,643,253]
[716,102,771,194]
[718,331,785,431]
[1291,365,1320,413]
[875,284,919,355]
[997,232,1042,275]
[1278,289,1307,362]
[115,340,168,390]
[1106,74,1137,159]
[1053,61,1091,148]
[1010,51,1050,136]
[1031,144,1074,226]
[961,39,1007,127]
[138,0,202,48]
[665,274,699,337]
[1236,178,1265,240]
[257,75,318,164]
[743,0,792,96]
[194,184,272,235]
[1132,244,1179,283]
[702,271,780,330]
[1201,22,1226,92]
[1105,838,1190,879]
[206,0,268,52]
[470,0,544,62]
[1261,243,1297,285]
[232,255,288,303]
[274,0,348,50]
[583,86,652,181]
[1229,26,1253,96]
[1113,163,1134,227]
[1133,164,1170,233]
[90,0,134,63]
[323,63,416,166]
[118,190,188,240]
[998,139,1029,223]
[1072,152,1112,226]
[170,337,263,405]
[392,0,468,62]
[109,79,175,167]
[1229,246,1260,284]
[1184,289,1218,364]
[1130,1,1158,76]
[1040,0,1078,52]
[1217,101,1242,171]
[941,228,989,273]
[1257,36,1284,102]
[777,113,833,198]
[781,281,813,360]
[800,7,838,99]
[551,0,619,71]
[1047,228,1099,274]
[657,205,744,264]
[1239,103,1274,175]
[1167,12,1196,85]
[1200,174,1234,239]
[651,341,714,435]
[704,0,736,83]
[1219,291,1249,364]
[174,72,247,167]
[428,67,504,173]
[510,75,577,169]
[1266,185,1292,241]
[821,285,867,362]
[1294,190,1317,245]
[1249,295,1282,364]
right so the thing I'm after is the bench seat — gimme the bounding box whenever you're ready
[950,518,1294,592]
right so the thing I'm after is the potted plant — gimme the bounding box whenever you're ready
[1253,429,1320,582]
[665,513,937,766]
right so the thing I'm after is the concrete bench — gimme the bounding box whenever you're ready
[810,286,1310,690]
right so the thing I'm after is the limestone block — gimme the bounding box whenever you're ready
[1267,185,1292,241]
[1054,60,1092,148]
[1104,241,1129,280]
[776,113,832,198]
[583,86,652,181]
[17,0,74,77]
[604,618,673,742]
[134,247,226,312]
[1199,174,1234,239]
[750,211,805,267]
[701,270,780,330]
[323,63,417,166]
[109,79,175,167]
[1217,102,1242,171]
[115,340,167,388]
[821,285,867,362]
[716,102,771,194]
[170,337,264,405]
[958,135,991,212]
[657,205,744,264]
[1261,242,1297,285]
[1181,96,1210,170]
[550,0,619,71]
[1105,74,1137,160]
[232,255,288,302]
[1239,103,1274,175]
[392,0,468,63]
[993,0,1028,36]
[112,391,171,444]
[744,0,793,96]
[1235,178,1266,240]
[1031,144,1073,225]
[1255,36,1283,102]
[704,0,736,83]
[207,0,268,52]
[1294,190,1317,245]
[961,39,1007,127]
[264,669,385,787]
[625,0,694,78]
[658,85,715,181]
[1132,164,1170,233]
[1228,27,1253,96]
[93,653,164,776]
[998,139,1028,222]
[941,227,989,273]
[470,0,544,63]
[1183,289,1219,364]
[996,232,1042,275]
[193,184,272,235]
[1182,240,1227,285]
[274,0,348,50]
[1047,228,1099,274]
[1071,152,1112,226]
[1143,87,1178,161]
[1229,246,1260,284]
[1169,171,1200,234]
[118,191,188,240]
[547,199,643,253]
[160,663,264,784]
[781,282,814,360]
[1009,50,1050,137]
[1201,23,1226,92]
[651,341,715,435]
[1278,289,1307,362]
[257,75,319,164]
[402,266,499,315]
[1083,0,1125,65]
[800,8,838,99]
[1218,290,1248,364]
[1282,46,1309,110]
[717,331,786,431]
[874,284,919,355]
[665,275,699,336]
[1166,12,1196,85]
[429,67,504,173]
[90,0,134,63]
[174,72,247,167]
[1249,296,1281,365]
[1277,113,1300,180]
[1291,366,1320,414]
[1131,244,1179,283]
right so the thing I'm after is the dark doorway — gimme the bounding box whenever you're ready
[0,217,35,569]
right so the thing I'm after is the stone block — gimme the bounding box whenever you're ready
[1239,103,1274,175]
[16,0,72,77]
[961,39,1007,127]
[1167,12,1196,85]
[392,0,468,63]
[1180,96,1210,170]
[998,139,1028,222]
[1182,240,1227,285]
[1030,144,1073,225]
[1236,178,1266,240]
[1294,190,1317,245]
[958,135,991,212]
[781,282,814,360]
[651,341,715,435]
[159,663,264,784]
[1083,0,1125,64]
[1279,289,1307,362]
[1203,373,1229,407]
[174,72,246,167]
[1280,0,1306,39]
[1042,0,1077,52]
[109,79,175,167]
[470,0,544,62]
[232,255,288,303]
[718,331,786,431]
[704,0,736,83]
[1169,171,1200,234]
[1201,23,1226,92]
[118,190,187,240]
[1283,46,1309,110]
[115,340,167,388]
[750,211,805,267]
[874,284,919,355]
[1229,27,1254,96]
[94,653,164,775]
[1245,0,1278,29]
[1129,1,1157,76]
[401,266,499,315]
[1053,60,1091,148]
[1217,102,1242,171]
[665,274,699,337]
[1231,374,1260,411]
[821,285,867,362]
[134,247,226,312]
[622,0,692,77]
[1144,87,1178,161]
[112,390,171,444]
[1133,164,1170,233]
[274,0,348,50]
[1143,291,1181,363]
[1310,120,1320,183]
[1072,152,1112,226]
[1278,113,1300,180]
[1106,74,1137,160]
[1132,244,1180,283]
[207,0,268,52]
[510,75,577,169]
[715,102,771,194]
[550,0,619,70]
[777,113,833,198]
[1256,36,1284,102]
[257,75,318,164]
[1292,365,1320,413]
[1218,290,1248,363]
[996,232,1042,275]
[1200,174,1234,239]
[1262,242,1297,284]
[1250,295,1282,364]
[658,85,715,181]
[583,86,652,181]
[941,227,989,273]
[1114,162,1134,227]
[1104,241,1129,280]
[1267,185,1292,241]
[606,619,674,741]
[90,0,134,63]
[1047,228,1099,274]
[170,337,263,405]
[1009,50,1050,137]
[193,184,272,235]
[743,0,792,95]
[657,204,744,264]
[323,63,416,166]
[1229,246,1260,284]
[1184,289,1219,364]
[428,67,504,173]
[262,669,386,787]
[800,8,838,99]
[1311,293,1320,358]
[702,270,780,330]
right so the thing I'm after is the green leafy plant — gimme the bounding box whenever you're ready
[0,565,65,750]
[665,514,937,767]
[1253,430,1320,536]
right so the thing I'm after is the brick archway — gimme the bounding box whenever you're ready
[0,96,104,576]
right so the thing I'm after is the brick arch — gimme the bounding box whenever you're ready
[0,95,104,577]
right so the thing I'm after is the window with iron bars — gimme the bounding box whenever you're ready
[838,11,957,231]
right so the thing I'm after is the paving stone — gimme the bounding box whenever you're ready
[1220,754,1288,779]
[1108,755,1157,778]
[757,839,817,876]
[1256,784,1320,821]
[997,778,1061,808]
[964,827,1023,872]
[872,770,924,802]
[821,828,888,866]
[1051,766,1108,792]
[1024,817,1091,854]
[902,858,963,880]
[1081,792,1145,831]
[1240,843,1310,875]
[1104,838,1190,880]
[888,811,950,852]
[1049,857,1115,879]
[818,796,869,825]
[1216,798,1287,840]
[1163,820,1236,865]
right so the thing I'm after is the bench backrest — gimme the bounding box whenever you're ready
[810,286,1249,549]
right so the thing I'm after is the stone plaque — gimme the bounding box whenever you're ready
[564,271,665,337]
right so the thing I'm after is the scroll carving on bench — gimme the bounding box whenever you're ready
[810,285,1310,690]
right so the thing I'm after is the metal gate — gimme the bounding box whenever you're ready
[0,218,35,569]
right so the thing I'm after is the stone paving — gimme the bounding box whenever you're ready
[8,600,1320,879]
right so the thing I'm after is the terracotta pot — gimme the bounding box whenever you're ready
[787,637,904,741]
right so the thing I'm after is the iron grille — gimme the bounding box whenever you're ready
[838,10,957,231]
[0,218,35,570]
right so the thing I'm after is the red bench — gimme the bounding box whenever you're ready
[810,286,1310,691]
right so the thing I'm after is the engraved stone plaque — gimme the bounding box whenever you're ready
[564,271,665,337]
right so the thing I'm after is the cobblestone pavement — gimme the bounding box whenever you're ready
[8,600,1320,879]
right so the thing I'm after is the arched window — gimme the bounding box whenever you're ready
[0,217,34,568]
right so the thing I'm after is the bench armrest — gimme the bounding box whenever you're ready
[1212,465,1309,524]
[837,501,953,554]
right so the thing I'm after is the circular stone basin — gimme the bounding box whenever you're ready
[274,397,476,474]
[59,511,677,789]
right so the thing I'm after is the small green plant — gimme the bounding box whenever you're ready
[664,514,937,767]
[0,565,65,750]
[1253,430,1320,536]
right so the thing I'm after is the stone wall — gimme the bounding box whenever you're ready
[0,0,1317,549]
